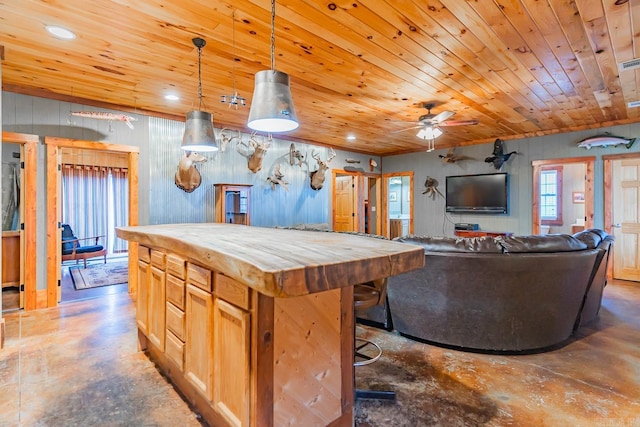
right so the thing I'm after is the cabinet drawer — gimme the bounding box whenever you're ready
[215,273,250,310]
[167,254,186,279]
[165,330,184,372]
[187,263,212,292]
[151,250,166,269]
[166,301,185,341]
[166,274,185,310]
[139,246,151,263]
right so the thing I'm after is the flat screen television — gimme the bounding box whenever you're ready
[445,173,508,214]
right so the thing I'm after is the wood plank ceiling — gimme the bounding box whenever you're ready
[1,0,639,155]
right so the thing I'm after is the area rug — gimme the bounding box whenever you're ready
[70,261,129,290]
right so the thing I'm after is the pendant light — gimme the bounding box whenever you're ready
[247,0,299,133]
[182,37,219,152]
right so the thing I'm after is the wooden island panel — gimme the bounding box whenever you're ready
[116,224,424,427]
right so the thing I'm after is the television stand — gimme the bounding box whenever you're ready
[454,230,513,238]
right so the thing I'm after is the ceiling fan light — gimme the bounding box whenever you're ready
[416,126,442,140]
[181,110,219,152]
[248,70,299,132]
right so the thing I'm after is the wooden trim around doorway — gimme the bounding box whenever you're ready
[2,131,38,310]
[45,137,139,308]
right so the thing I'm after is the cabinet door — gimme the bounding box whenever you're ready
[185,284,214,400]
[148,265,166,351]
[136,260,151,334]
[213,299,250,427]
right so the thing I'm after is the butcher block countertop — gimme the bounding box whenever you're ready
[116,223,424,298]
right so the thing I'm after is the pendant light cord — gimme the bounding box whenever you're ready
[197,44,203,110]
[270,0,276,71]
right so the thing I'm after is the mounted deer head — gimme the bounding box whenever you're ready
[238,132,271,173]
[175,151,207,193]
[309,147,336,190]
[218,128,241,152]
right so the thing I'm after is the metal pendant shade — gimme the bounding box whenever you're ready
[181,37,219,152]
[181,110,218,152]
[247,70,299,132]
[247,0,299,133]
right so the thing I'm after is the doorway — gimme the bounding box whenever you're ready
[332,170,381,234]
[382,172,414,239]
[45,137,139,307]
[532,157,595,235]
[1,132,37,312]
[604,153,640,282]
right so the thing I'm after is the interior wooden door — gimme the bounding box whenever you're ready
[334,175,355,232]
[611,158,640,281]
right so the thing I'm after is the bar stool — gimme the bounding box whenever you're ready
[354,278,396,401]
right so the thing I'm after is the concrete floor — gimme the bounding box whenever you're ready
[1,280,639,426]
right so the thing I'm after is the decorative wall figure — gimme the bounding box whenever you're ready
[267,164,288,191]
[484,139,518,170]
[369,158,378,172]
[174,151,207,193]
[289,143,304,166]
[438,148,473,164]
[310,147,336,190]
[422,176,443,200]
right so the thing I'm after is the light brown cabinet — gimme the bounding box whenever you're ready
[2,231,20,288]
[185,283,214,399]
[213,184,251,226]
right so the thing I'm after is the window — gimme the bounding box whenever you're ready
[540,166,563,226]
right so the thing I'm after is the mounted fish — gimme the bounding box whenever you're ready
[438,148,473,164]
[71,111,137,129]
[484,139,518,170]
[422,176,443,200]
[345,158,361,164]
[577,133,636,150]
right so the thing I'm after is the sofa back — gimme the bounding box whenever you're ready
[387,233,600,351]
[396,233,588,254]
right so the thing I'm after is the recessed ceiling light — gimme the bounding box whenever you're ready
[346,135,356,141]
[165,94,180,101]
[45,25,76,40]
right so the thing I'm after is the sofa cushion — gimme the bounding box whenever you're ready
[498,234,587,253]
[395,235,503,253]
[572,229,602,249]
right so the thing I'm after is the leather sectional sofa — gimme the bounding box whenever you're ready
[361,230,614,353]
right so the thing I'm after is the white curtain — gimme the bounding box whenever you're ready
[62,164,128,255]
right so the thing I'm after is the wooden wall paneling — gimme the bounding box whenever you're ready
[128,150,139,296]
[251,292,274,427]
[272,289,343,427]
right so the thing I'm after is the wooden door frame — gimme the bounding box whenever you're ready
[2,131,38,310]
[603,152,640,280]
[332,169,381,233]
[45,137,139,308]
[382,172,414,238]
[531,157,595,235]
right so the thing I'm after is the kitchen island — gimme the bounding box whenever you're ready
[116,223,424,427]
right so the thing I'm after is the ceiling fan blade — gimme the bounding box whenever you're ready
[439,119,480,127]
[391,124,422,134]
[431,110,455,123]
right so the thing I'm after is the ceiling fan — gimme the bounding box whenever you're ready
[394,103,479,151]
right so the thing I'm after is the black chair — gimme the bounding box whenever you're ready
[61,224,107,268]
[354,278,396,401]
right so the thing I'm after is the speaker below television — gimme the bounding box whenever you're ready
[454,223,479,231]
